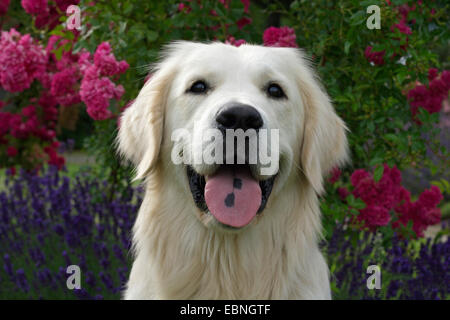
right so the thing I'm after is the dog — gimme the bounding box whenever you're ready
[117,41,349,299]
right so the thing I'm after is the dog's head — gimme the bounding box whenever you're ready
[118,41,348,231]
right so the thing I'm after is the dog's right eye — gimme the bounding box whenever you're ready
[188,80,208,94]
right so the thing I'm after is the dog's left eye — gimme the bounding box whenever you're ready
[267,83,286,99]
[188,80,209,94]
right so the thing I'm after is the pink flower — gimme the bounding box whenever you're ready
[6,146,18,157]
[350,164,443,237]
[9,167,16,176]
[93,42,129,76]
[22,105,36,117]
[44,145,65,169]
[51,67,81,106]
[80,66,124,120]
[240,0,250,13]
[36,5,60,30]
[178,3,191,13]
[391,21,412,35]
[0,0,10,15]
[328,167,341,184]
[236,17,252,30]
[21,0,48,16]
[0,29,47,92]
[441,70,450,85]
[407,70,450,120]
[395,186,443,237]
[428,68,438,81]
[55,0,79,11]
[263,26,298,48]
[364,46,385,66]
[338,187,350,201]
[350,169,371,186]
[358,205,391,229]
[225,36,246,47]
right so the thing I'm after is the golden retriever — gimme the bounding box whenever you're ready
[117,41,349,299]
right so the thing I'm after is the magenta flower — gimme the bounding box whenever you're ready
[0,29,47,92]
[94,42,129,77]
[21,0,48,16]
[225,36,246,47]
[364,46,385,66]
[263,26,298,48]
[79,42,128,120]
[55,0,80,11]
[50,67,81,106]
[6,146,18,157]
[407,69,450,120]
[349,164,443,237]
[80,66,124,120]
[0,0,10,15]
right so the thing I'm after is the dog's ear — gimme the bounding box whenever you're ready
[117,56,177,180]
[294,51,349,195]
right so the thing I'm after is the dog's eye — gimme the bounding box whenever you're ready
[188,80,208,94]
[267,83,286,99]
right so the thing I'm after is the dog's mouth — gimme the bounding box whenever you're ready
[187,164,276,229]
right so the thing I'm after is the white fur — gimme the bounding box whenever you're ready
[117,41,349,299]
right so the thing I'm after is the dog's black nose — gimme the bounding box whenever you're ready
[216,104,263,131]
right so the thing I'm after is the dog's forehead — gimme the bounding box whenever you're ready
[177,43,295,76]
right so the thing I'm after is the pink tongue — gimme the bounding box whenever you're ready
[205,166,261,228]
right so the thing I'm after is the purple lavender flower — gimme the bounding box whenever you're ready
[15,269,29,293]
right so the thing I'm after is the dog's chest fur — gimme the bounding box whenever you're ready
[124,172,331,300]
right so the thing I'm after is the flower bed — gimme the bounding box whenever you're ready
[0,166,141,299]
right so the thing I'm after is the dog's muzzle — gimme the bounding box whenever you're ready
[187,102,276,229]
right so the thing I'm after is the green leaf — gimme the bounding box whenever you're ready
[344,41,352,55]
[373,165,384,182]
[146,30,158,42]
[384,133,399,143]
[369,157,383,166]
[350,10,366,26]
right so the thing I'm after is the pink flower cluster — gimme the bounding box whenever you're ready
[0,29,47,92]
[394,185,442,238]
[21,0,80,29]
[44,35,86,106]
[343,164,443,237]
[0,0,10,15]
[0,27,128,170]
[43,37,128,119]
[263,26,298,48]
[407,69,450,120]
[80,42,128,120]
[364,46,385,66]
[0,92,61,169]
[390,3,417,35]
